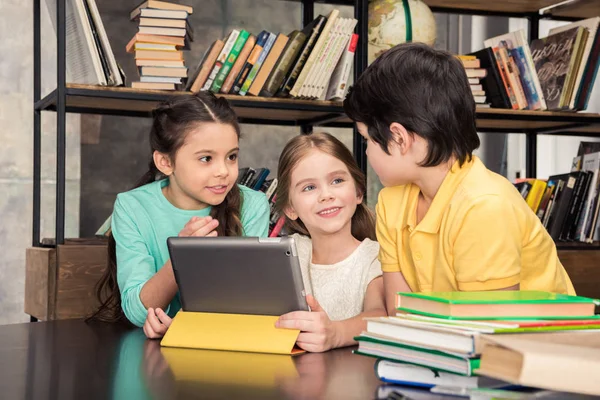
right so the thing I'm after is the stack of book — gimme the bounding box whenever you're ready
[514,141,600,243]
[470,17,600,111]
[187,9,358,100]
[236,167,284,237]
[456,55,489,108]
[127,0,194,90]
[354,291,600,396]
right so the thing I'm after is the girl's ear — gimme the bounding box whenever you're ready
[284,205,298,221]
[389,122,413,155]
[153,150,174,176]
[355,190,364,205]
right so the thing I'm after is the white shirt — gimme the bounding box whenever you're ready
[291,233,383,321]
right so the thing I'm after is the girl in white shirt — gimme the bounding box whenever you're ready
[274,132,386,352]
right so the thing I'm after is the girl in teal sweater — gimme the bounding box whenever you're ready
[92,92,270,337]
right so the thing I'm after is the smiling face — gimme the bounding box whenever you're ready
[285,149,363,238]
[156,122,240,210]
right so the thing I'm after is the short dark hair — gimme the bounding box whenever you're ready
[344,42,480,167]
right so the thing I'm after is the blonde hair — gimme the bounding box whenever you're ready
[275,132,376,241]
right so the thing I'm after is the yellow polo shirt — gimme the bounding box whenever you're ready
[376,156,575,294]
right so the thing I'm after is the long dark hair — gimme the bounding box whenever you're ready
[275,132,376,241]
[89,91,242,323]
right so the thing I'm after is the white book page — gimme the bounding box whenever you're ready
[85,0,123,86]
[44,0,105,84]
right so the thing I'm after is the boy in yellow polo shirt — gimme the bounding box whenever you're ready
[343,43,575,314]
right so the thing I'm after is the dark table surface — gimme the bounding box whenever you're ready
[0,319,598,400]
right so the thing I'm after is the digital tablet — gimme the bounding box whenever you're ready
[167,236,309,316]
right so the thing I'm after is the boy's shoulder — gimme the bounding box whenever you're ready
[456,157,519,201]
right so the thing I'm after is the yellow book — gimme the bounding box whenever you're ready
[160,311,303,355]
[525,179,547,212]
[456,54,476,60]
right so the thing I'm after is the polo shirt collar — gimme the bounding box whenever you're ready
[407,156,477,234]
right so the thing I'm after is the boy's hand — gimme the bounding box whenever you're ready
[179,216,219,237]
[275,295,339,353]
[143,307,173,339]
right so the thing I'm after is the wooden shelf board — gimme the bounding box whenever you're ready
[37,84,347,125]
[424,0,599,18]
[35,85,600,134]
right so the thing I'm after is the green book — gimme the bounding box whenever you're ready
[239,32,276,96]
[210,30,250,93]
[354,334,480,376]
[397,291,600,320]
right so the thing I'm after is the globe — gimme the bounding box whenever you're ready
[368,0,437,64]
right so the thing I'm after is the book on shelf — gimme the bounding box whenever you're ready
[141,8,359,100]
[44,0,124,86]
[188,39,224,92]
[471,20,600,111]
[260,30,307,97]
[531,26,589,111]
[210,30,251,93]
[278,15,327,98]
[289,9,339,98]
[239,32,277,96]
[220,35,256,94]
[202,30,241,91]
[247,33,289,96]
[548,17,600,111]
[236,167,284,237]
[484,30,545,110]
[326,33,358,101]
[130,0,193,20]
[229,31,271,95]
[128,0,193,90]
[514,143,600,244]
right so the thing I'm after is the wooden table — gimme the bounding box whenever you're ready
[0,319,597,400]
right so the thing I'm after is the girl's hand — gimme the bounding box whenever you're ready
[143,307,173,339]
[179,216,219,237]
[275,295,339,353]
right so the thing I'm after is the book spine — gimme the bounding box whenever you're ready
[269,215,286,238]
[248,34,289,96]
[290,11,338,97]
[264,178,278,201]
[326,33,358,100]
[576,29,600,110]
[299,19,342,98]
[278,16,326,97]
[239,33,276,96]
[511,46,542,110]
[491,47,518,110]
[230,32,270,95]
[220,35,255,94]
[202,30,240,91]
[569,172,592,240]
[517,30,547,110]
[260,31,307,97]
[314,19,357,99]
[210,30,250,93]
[498,44,528,109]
[561,172,586,240]
[310,19,351,99]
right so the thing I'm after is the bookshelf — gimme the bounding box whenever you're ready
[28,0,600,322]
